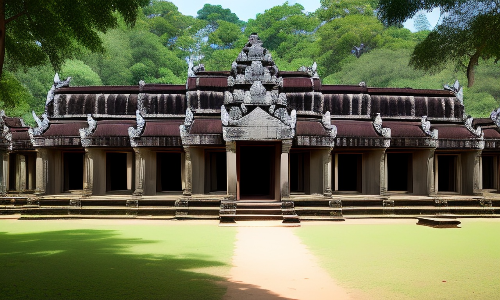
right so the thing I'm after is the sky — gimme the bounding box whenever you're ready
[167,0,441,32]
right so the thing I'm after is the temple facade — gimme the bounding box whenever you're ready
[1,34,499,221]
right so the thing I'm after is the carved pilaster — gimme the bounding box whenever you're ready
[281,140,292,199]
[83,148,93,197]
[0,152,7,195]
[323,147,333,197]
[35,149,49,195]
[226,141,237,199]
[133,148,144,196]
[183,146,192,196]
[428,149,436,195]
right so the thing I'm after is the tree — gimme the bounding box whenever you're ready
[0,0,148,78]
[196,4,243,26]
[413,12,431,31]
[377,0,500,87]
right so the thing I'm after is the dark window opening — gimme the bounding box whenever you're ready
[206,151,226,192]
[64,152,84,191]
[337,154,362,192]
[157,152,182,192]
[8,154,16,191]
[106,153,128,191]
[438,155,457,192]
[290,152,310,193]
[387,153,412,192]
[482,156,495,190]
[239,146,274,199]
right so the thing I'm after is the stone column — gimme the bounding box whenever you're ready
[35,149,49,195]
[362,149,386,195]
[16,154,26,193]
[83,148,94,196]
[412,149,435,196]
[133,148,145,196]
[226,141,237,200]
[183,146,192,196]
[280,140,292,199]
[323,147,333,197]
[0,151,8,194]
[462,150,482,195]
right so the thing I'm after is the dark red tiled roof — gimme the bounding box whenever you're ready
[483,128,500,139]
[472,118,493,127]
[143,120,183,137]
[42,122,87,136]
[433,124,477,139]
[3,117,25,128]
[93,120,136,137]
[332,120,379,137]
[384,121,427,138]
[296,121,329,136]
[190,119,222,134]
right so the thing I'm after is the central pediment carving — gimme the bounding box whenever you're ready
[222,33,296,141]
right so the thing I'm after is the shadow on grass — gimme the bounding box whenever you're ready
[0,229,288,300]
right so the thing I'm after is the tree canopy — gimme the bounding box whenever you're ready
[0,0,148,78]
[377,0,500,87]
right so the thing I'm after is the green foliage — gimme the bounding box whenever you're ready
[413,12,431,31]
[60,60,102,86]
[2,0,148,76]
[202,49,240,71]
[317,14,384,75]
[208,20,243,48]
[378,0,500,87]
[318,0,379,21]
[0,72,31,117]
[196,4,243,26]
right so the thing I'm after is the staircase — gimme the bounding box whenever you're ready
[219,200,300,223]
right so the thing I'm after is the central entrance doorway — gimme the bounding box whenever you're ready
[238,144,275,200]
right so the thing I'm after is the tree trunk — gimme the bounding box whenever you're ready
[467,50,482,88]
[0,0,5,79]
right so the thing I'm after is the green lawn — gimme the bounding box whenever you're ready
[295,219,500,300]
[0,220,236,300]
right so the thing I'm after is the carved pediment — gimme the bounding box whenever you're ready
[223,107,295,141]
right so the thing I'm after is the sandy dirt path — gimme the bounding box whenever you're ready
[223,226,351,300]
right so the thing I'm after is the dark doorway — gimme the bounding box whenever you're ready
[106,152,128,191]
[206,151,227,192]
[387,153,412,192]
[290,152,310,193]
[156,152,182,192]
[239,145,274,199]
[337,154,362,192]
[64,152,84,191]
[438,155,457,192]
[482,156,495,190]
[8,154,17,191]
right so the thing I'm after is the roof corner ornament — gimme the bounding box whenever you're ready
[464,115,484,138]
[180,108,194,139]
[298,62,318,78]
[421,116,438,139]
[322,111,338,138]
[444,80,463,104]
[373,113,391,138]
[79,114,97,147]
[128,110,146,147]
[32,111,50,136]
[46,73,72,106]
[1,111,12,150]
[490,107,500,129]
[192,64,205,75]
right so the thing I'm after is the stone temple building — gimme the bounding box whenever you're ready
[1,34,499,221]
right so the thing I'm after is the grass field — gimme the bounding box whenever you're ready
[0,219,236,300]
[295,219,500,300]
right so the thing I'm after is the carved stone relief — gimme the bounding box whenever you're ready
[79,114,97,147]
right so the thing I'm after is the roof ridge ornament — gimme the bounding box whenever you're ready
[373,113,391,138]
[464,115,484,138]
[298,62,319,78]
[491,107,500,129]
[31,111,50,136]
[421,116,438,139]
[128,110,146,147]
[444,80,463,104]
[79,114,97,147]
[46,73,72,106]
[322,111,338,138]
[180,108,194,141]
[0,111,13,150]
